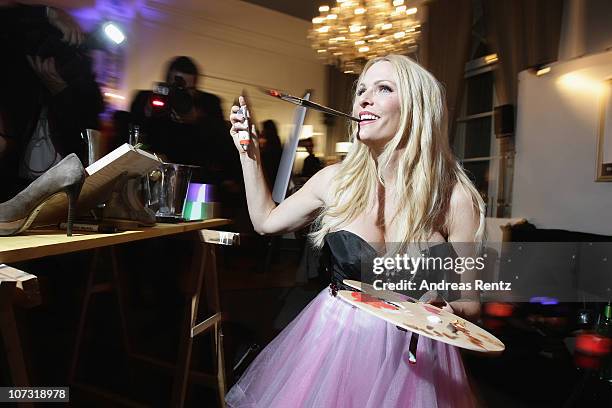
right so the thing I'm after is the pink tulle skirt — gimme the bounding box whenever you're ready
[226,288,476,408]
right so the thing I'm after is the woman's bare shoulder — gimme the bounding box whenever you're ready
[315,163,341,181]
[447,183,480,241]
[305,163,341,199]
[450,183,476,212]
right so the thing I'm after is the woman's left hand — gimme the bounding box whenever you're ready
[448,300,481,322]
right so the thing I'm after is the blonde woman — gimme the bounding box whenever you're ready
[226,55,484,408]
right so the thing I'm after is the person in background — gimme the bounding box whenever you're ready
[258,119,282,188]
[0,108,9,162]
[294,139,325,284]
[0,2,103,200]
[130,56,239,187]
[300,137,323,178]
[0,105,12,199]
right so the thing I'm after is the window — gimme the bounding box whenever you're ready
[452,0,515,218]
[453,56,507,217]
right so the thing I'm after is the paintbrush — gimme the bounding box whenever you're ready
[261,88,361,122]
[407,293,451,365]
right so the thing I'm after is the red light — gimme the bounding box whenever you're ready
[574,353,601,370]
[152,99,165,107]
[575,332,611,356]
[484,302,515,318]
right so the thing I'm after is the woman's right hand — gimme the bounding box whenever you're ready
[229,96,258,156]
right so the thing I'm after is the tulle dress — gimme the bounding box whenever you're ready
[225,230,476,408]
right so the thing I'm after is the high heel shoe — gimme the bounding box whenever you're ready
[0,153,85,237]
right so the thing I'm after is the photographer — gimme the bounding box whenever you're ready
[130,56,239,187]
[0,3,104,199]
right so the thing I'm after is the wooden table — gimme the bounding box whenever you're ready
[0,220,230,263]
[0,219,232,408]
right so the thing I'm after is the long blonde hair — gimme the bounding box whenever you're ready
[310,55,485,248]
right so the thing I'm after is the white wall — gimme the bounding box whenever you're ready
[118,0,327,146]
[512,50,612,235]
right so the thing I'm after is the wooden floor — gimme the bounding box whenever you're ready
[0,236,319,407]
[2,236,609,407]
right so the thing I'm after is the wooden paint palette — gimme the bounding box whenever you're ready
[338,280,505,353]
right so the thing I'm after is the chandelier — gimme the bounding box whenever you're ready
[309,0,424,73]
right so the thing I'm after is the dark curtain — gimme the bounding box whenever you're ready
[482,0,564,105]
[324,65,358,156]
[419,0,473,140]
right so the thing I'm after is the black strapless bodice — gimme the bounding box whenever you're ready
[322,230,378,294]
[322,230,461,301]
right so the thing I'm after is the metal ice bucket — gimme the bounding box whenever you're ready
[146,162,199,219]
[81,128,108,166]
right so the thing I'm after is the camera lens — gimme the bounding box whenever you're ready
[173,75,187,88]
[170,88,193,115]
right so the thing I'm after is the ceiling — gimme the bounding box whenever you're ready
[240,0,328,21]
[29,0,333,22]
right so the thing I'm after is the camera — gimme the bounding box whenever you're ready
[148,76,194,119]
[22,25,93,84]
